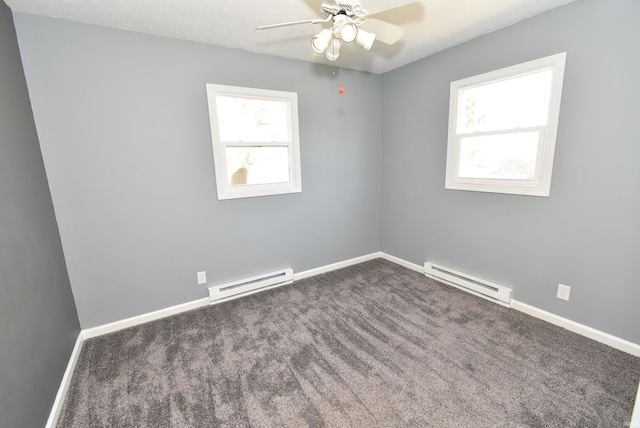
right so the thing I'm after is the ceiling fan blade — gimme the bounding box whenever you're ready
[361,0,418,16]
[257,18,326,30]
[362,18,404,45]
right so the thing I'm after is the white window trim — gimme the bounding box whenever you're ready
[206,84,302,200]
[445,52,567,197]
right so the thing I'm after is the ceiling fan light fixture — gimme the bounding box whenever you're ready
[324,37,341,61]
[261,1,407,64]
[356,29,376,51]
[338,20,358,43]
[311,28,332,54]
[340,22,358,43]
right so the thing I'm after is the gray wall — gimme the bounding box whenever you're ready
[13,13,383,329]
[10,0,639,345]
[0,4,80,427]
[381,0,640,343]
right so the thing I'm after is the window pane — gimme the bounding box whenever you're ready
[458,132,539,180]
[226,147,290,185]
[459,70,553,133]
[216,96,290,142]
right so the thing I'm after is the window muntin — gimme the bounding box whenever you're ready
[446,53,566,196]
[206,85,301,200]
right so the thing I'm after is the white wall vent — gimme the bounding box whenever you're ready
[209,268,294,304]
[424,262,512,307]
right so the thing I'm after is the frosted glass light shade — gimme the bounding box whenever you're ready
[340,21,358,43]
[356,29,375,51]
[311,29,332,54]
[324,37,341,61]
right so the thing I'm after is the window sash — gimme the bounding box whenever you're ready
[455,68,554,134]
[206,84,301,200]
[214,95,293,144]
[223,146,291,187]
[220,141,293,147]
[445,52,566,197]
[451,127,546,186]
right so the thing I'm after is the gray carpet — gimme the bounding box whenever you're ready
[58,259,640,427]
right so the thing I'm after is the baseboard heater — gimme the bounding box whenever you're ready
[209,268,294,304]
[424,262,512,307]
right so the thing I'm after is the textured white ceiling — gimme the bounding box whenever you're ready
[5,0,575,74]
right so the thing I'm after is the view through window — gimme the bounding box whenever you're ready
[206,85,301,200]
[446,53,566,196]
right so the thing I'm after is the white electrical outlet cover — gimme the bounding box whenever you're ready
[557,284,570,301]
[197,271,207,285]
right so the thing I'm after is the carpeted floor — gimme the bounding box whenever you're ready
[58,259,640,427]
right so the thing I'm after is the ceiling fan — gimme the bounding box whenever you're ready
[257,0,415,63]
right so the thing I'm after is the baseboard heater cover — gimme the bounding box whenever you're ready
[209,268,294,303]
[424,262,512,307]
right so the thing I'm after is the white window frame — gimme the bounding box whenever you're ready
[206,84,302,200]
[445,52,566,197]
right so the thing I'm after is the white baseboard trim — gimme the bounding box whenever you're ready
[53,254,384,422]
[82,252,383,339]
[379,253,640,357]
[82,297,210,339]
[294,252,382,281]
[46,332,84,428]
[379,252,423,273]
[511,300,640,357]
[632,381,640,428]
[49,253,640,426]
[511,301,640,422]
[80,254,640,359]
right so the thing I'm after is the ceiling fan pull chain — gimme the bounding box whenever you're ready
[338,49,345,94]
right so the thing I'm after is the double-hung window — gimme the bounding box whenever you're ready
[206,84,302,200]
[445,53,566,196]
